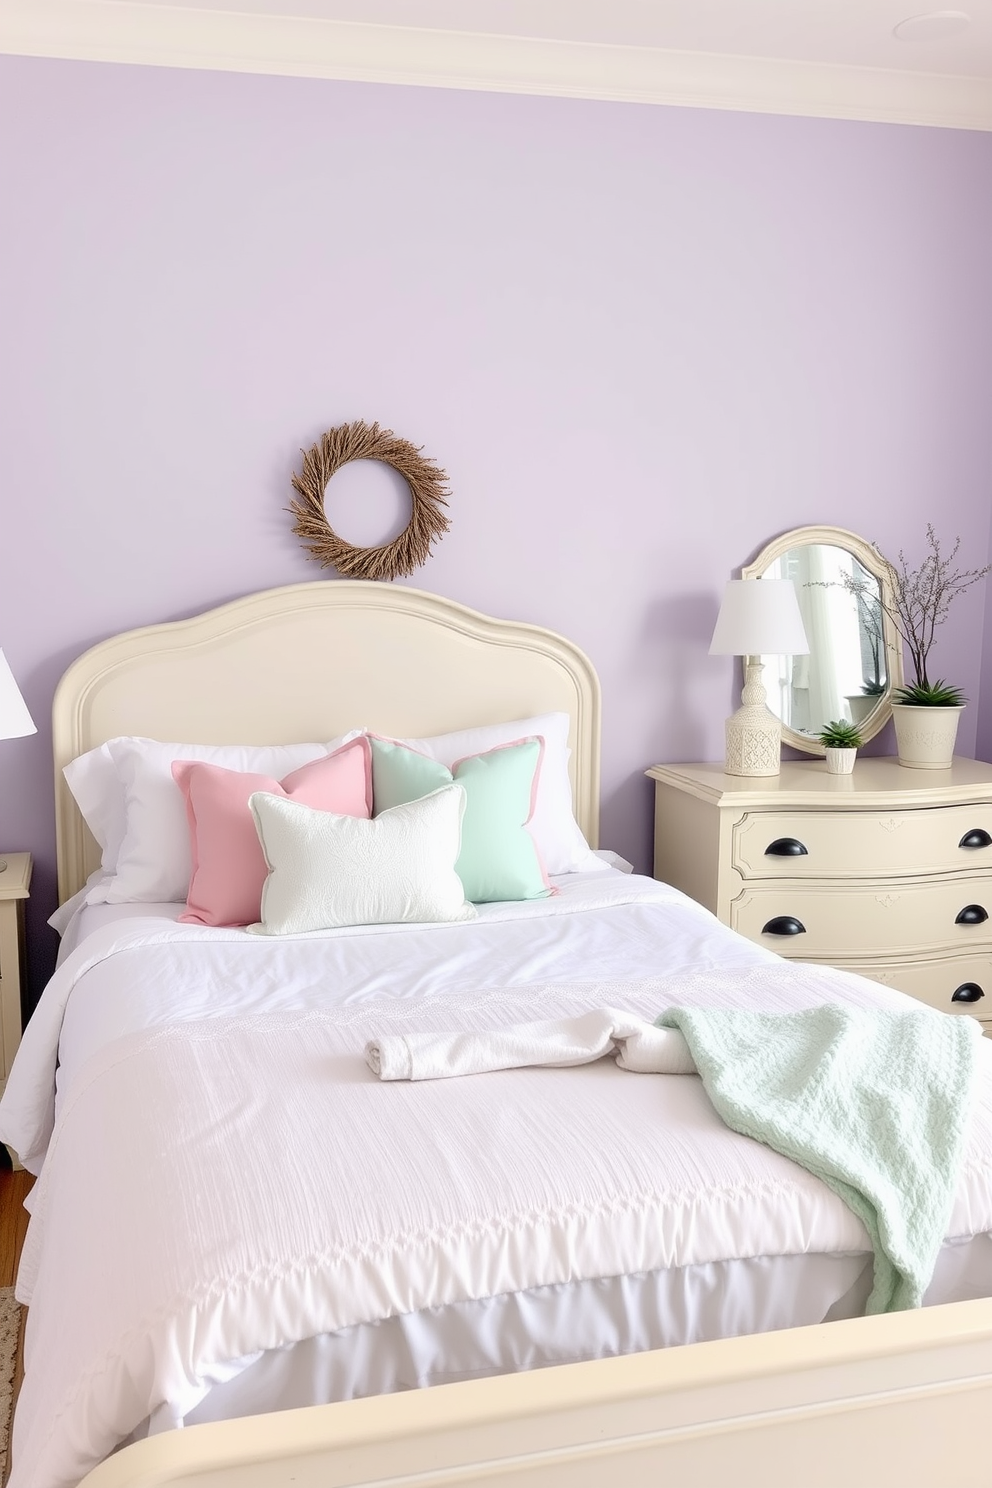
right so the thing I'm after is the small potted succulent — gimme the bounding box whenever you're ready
[818,719,862,775]
[876,527,991,769]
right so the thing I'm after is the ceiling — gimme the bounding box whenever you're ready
[3,0,992,129]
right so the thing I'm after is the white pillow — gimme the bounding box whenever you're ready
[63,743,128,878]
[248,785,477,935]
[63,712,598,900]
[385,713,598,875]
[68,736,358,905]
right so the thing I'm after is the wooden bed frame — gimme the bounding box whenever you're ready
[45,581,992,1488]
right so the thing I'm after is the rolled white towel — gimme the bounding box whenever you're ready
[614,1020,696,1075]
[365,1007,696,1081]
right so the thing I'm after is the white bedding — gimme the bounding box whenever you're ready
[4,871,992,1488]
[18,870,775,1162]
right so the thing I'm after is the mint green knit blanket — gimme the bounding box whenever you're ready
[654,1003,982,1314]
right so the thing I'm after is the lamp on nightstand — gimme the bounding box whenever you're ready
[0,650,36,874]
[709,579,809,778]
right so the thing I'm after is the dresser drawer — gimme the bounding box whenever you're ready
[817,952,992,1018]
[731,878,992,958]
[732,804,992,881]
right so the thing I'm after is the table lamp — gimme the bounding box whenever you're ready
[709,579,809,777]
[0,649,36,874]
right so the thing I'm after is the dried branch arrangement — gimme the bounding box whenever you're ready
[290,421,450,581]
[876,525,991,703]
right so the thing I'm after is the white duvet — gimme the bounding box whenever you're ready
[3,871,992,1488]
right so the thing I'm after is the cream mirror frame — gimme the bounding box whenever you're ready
[742,525,904,756]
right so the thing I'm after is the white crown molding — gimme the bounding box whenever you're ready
[2,0,992,131]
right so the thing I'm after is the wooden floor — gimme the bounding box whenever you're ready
[0,1162,33,1462]
[0,1167,31,1291]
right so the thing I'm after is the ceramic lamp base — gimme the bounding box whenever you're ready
[724,660,781,777]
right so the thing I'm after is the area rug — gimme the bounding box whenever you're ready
[0,1287,21,1486]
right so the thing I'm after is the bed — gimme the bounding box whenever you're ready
[2,579,992,1488]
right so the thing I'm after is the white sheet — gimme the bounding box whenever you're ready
[171,1233,992,1434]
[16,871,778,1168]
[5,872,992,1488]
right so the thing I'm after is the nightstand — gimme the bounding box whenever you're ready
[0,852,31,1102]
[646,759,992,1032]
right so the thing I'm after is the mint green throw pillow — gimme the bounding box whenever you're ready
[371,736,550,904]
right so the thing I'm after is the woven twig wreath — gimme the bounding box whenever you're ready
[290,420,450,581]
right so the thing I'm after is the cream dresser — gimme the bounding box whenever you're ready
[646,757,992,1033]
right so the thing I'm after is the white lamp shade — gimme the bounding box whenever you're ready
[0,650,36,740]
[709,579,809,658]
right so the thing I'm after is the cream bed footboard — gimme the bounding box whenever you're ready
[80,1299,992,1488]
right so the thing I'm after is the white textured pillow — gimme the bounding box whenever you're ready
[249,785,477,935]
[71,735,360,905]
[386,713,598,875]
[63,743,129,879]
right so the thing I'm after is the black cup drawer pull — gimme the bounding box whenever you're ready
[764,838,808,857]
[955,904,989,926]
[959,829,992,849]
[762,916,806,937]
[951,983,985,1004]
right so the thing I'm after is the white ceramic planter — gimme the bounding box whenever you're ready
[825,747,857,775]
[845,694,880,728]
[891,703,963,769]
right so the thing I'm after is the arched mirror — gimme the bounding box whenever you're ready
[742,526,904,755]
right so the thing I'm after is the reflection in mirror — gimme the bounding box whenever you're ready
[741,525,904,755]
[760,545,887,741]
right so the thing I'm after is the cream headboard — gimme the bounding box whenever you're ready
[52,581,602,904]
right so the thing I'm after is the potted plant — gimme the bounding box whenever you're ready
[846,680,887,728]
[874,526,991,768]
[818,719,862,775]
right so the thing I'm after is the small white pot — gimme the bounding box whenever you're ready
[891,703,963,770]
[825,747,857,775]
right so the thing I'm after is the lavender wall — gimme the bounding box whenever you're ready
[2,54,992,999]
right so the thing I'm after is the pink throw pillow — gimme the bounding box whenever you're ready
[172,738,373,927]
